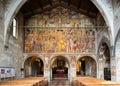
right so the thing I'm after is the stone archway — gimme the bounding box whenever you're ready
[24,56,44,77]
[76,56,97,77]
[50,55,70,80]
[114,29,120,82]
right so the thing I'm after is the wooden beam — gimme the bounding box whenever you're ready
[57,2,96,18]
[87,2,93,13]
[37,0,43,10]
[24,3,61,18]
[27,1,34,13]
[59,0,62,3]
[49,0,53,6]
[24,2,96,18]
[68,0,71,6]
[77,0,81,9]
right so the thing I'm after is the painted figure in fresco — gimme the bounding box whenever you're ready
[38,40,42,53]
[80,29,89,52]
[41,39,46,52]
[51,37,57,52]
[69,38,74,52]
[34,37,39,52]
[72,21,76,27]
[59,38,65,51]
[65,38,70,52]
[72,40,79,52]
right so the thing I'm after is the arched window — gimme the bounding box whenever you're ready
[12,18,18,38]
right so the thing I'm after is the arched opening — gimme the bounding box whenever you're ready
[99,42,111,80]
[24,56,44,77]
[50,56,69,80]
[76,56,96,77]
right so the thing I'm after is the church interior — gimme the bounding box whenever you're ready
[0,0,120,86]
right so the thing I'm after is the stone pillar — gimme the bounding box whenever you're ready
[44,68,50,82]
[97,43,106,79]
[115,42,120,82]
[70,68,76,82]
[70,55,76,82]
[116,57,120,82]
[98,58,105,79]
[44,55,50,82]
[111,56,116,81]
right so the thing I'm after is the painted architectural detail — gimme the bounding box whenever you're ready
[44,54,50,68]
[70,55,76,68]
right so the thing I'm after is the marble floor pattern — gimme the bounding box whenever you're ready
[49,79,70,86]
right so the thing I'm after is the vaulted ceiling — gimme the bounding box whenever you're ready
[20,0,99,18]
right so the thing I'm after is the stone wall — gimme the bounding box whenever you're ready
[0,1,7,66]
[113,0,120,39]
[113,0,120,82]
[96,13,110,53]
[0,11,24,79]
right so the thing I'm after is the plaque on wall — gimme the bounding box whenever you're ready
[0,67,15,78]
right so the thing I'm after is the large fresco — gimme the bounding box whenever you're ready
[25,7,96,53]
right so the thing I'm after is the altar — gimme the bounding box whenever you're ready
[52,67,68,79]
[53,68,68,79]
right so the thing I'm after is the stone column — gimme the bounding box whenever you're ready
[44,68,50,82]
[44,55,50,82]
[70,68,76,82]
[98,57,105,79]
[97,44,106,79]
[115,42,120,82]
[111,56,116,81]
[116,57,120,82]
[70,55,76,82]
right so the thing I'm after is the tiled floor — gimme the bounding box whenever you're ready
[49,79,70,86]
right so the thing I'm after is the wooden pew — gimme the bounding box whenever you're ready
[71,76,120,86]
[0,77,48,86]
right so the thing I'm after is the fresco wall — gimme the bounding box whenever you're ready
[25,6,96,54]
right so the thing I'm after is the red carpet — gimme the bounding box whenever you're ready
[57,74,64,78]
[53,74,68,79]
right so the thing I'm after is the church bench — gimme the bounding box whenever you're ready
[0,77,48,86]
[71,76,120,86]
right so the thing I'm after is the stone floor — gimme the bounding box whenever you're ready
[49,79,70,86]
